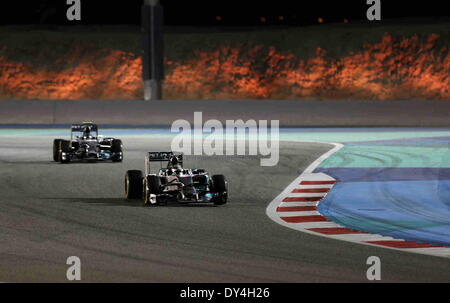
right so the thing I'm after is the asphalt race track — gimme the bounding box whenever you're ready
[0,133,449,282]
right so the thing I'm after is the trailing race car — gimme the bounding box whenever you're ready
[125,152,228,206]
[53,123,124,163]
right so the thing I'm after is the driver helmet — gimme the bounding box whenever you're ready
[82,126,92,138]
[170,156,182,169]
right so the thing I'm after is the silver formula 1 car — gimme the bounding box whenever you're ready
[53,123,124,163]
[125,152,228,206]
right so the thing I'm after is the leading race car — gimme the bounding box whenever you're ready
[53,122,124,163]
[125,152,228,206]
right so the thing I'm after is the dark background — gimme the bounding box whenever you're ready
[0,0,448,26]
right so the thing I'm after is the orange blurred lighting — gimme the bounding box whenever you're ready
[318,17,324,23]
[260,17,267,23]
[215,16,222,21]
[278,16,284,21]
[0,34,448,101]
[343,18,349,23]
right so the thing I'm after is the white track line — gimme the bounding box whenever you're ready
[266,142,450,259]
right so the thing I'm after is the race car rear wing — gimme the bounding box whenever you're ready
[71,123,98,132]
[70,123,99,140]
[145,152,183,174]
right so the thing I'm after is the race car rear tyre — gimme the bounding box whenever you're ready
[144,175,162,205]
[59,140,71,164]
[125,170,143,199]
[212,175,228,205]
[111,139,123,162]
[53,139,62,162]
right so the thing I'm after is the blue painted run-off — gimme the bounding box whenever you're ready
[316,136,450,247]
[317,178,450,247]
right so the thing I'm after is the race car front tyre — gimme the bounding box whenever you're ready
[144,175,162,205]
[125,170,143,199]
[212,175,228,205]
[111,139,123,162]
[59,140,71,164]
[53,139,62,162]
